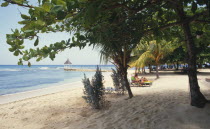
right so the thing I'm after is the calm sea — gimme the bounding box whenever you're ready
[0,65,114,95]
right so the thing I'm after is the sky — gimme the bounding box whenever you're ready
[0,2,104,65]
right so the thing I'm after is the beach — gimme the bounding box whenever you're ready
[0,70,210,129]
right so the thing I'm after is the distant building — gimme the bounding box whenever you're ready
[64,58,72,69]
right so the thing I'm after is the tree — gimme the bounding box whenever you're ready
[2,0,210,107]
[165,0,209,108]
[2,0,162,99]
[129,41,154,74]
[130,40,175,78]
[163,46,187,70]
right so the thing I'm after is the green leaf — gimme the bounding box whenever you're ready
[18,40,24,45]
[23,55,29,61]
[34,37,39,46]
[24,30,34,33]
[18,20,30,25]
[19,46,25,49]
[18,59,23,65]
[42,2,52,12]
[49,53,55,60]
[79,35,86,40]
[14,51,19,56]
[36,57,42,62]
[9,48,15,52]
[57,11,67,20]
[35,20,45,26]
[21,14,30,19]
[28,62,31,67]
[51,5,63,13]
[191,2,197,14]
[1,2,9,7]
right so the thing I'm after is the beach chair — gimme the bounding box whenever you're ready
[105,87,126,94]
[105,87,115,94]
[130,76,153,87]
[130,76,141,87]
[141,81,152,87]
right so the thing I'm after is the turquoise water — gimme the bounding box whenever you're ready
[0,65,114,95]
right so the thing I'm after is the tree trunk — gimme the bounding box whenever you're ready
[143,67,146,74]
[176,61,179,70]
[149,64,152,73]
[156,65,159,78]
[198,57,203,68]
[138,67,141,74]
[135,67,137,74]
[118,65,133,98]
[182,22,207,108]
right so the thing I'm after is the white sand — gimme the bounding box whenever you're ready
[0,70,210,129]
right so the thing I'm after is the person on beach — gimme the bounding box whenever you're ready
[134,74,141,82]
[143,77,148,82]
[131,74,141,83]
[140,77,148,84]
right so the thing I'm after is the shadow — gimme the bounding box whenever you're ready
[28,88,209,129]
[11,82,210,129]
[77,90,210,129]
[130,85,151,87]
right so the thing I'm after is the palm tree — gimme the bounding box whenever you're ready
[129,42,154,74]
[130,40,175,78]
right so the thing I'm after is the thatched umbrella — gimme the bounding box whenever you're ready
[64,58,72,69]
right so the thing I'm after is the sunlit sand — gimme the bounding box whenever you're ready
[0,70,210,129]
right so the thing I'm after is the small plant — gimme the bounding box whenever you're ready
[111,68,126,94]
[111,68,120,91]
[82,66,105,109]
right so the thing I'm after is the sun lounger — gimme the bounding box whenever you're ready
[105,87,116,94]
[141,81,152,86]
[130,77,152,87]
[105,87,126,94]
[130,76,141,87]
[130,81,141,87]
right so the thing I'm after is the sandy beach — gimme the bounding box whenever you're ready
[0,70,210,129]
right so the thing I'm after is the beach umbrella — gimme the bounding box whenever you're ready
[64,58,72,69]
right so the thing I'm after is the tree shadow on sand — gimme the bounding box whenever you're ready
[28,89,210,129]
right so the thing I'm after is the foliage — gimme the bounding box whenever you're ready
[82,66,105,109]
[130,40,176,68]
[110,68,125,94]
[164,46,187,65]
[1,0,209,66]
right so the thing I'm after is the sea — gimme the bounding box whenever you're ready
[0,65,115,95]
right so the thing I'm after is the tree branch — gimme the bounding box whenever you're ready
[4,0,34,8]
[104,0,160,13]
[144,10,208,34]
[194,20,210,23]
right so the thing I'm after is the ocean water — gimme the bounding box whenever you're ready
[0,65,114,95]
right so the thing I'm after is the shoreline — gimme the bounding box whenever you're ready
[1,69,209,105]
[0,72,113,105]
[0,81,83,105]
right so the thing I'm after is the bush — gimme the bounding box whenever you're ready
[82,66,105,109]
[111,68,126,94]
[111,68,120,90]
